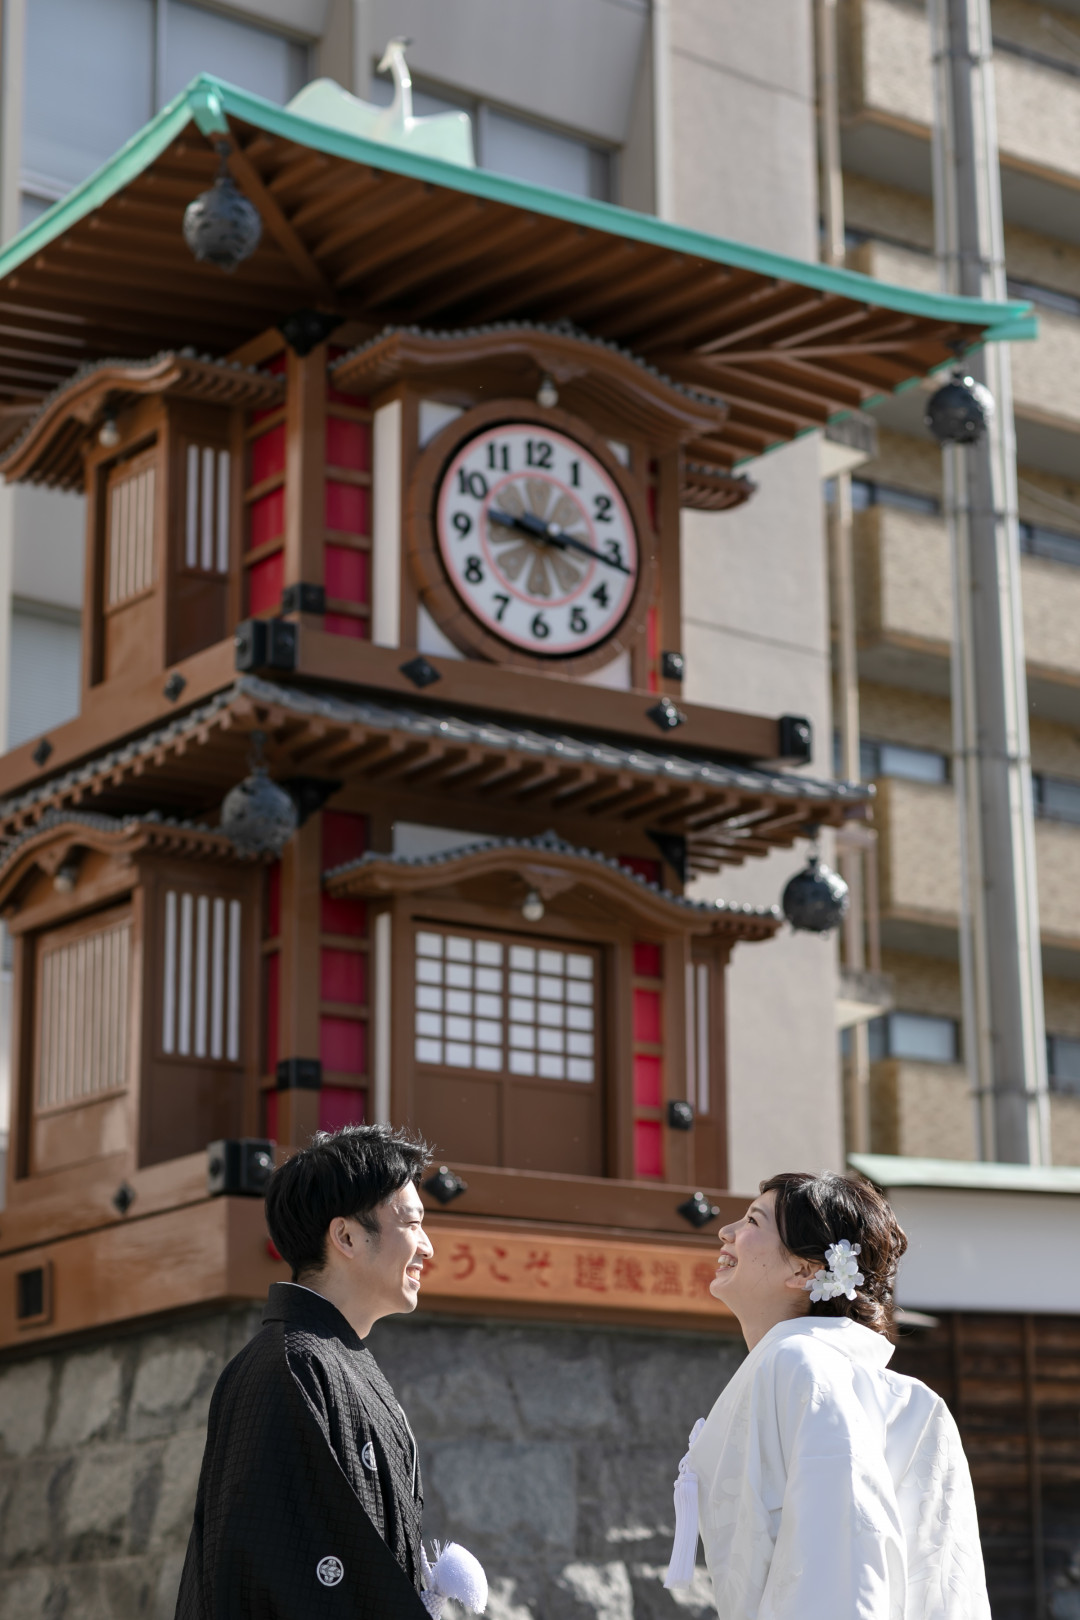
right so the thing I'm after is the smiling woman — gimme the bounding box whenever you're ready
[666,1171,991,1620]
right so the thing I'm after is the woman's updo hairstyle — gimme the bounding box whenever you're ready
[760,1171,907,1337]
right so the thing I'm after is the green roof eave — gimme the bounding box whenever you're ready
[850,1152,1080,1196]
[0,72,1035,347]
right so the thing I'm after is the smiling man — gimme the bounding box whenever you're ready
[175,1125,435,1620]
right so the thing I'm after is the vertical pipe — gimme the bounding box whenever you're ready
[930,0,1049,1164]
[651,0,673,222]
[817,0,870,1152]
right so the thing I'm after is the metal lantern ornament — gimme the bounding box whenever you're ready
[220,731,299,856]
[183,143,262,272]
[924,369,994,446]
[782,829,849,934]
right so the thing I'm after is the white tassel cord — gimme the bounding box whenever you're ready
[422,1539,489,1617]
[664,1418,705,1590]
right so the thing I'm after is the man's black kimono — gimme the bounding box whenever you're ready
[175,1282,430,1619]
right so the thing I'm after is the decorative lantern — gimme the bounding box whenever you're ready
[782,833,849,934]
[924,370,994,446]
[183,144,262,273]
[220,731,299,856]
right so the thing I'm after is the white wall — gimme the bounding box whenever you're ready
[890,1186,1080,1312]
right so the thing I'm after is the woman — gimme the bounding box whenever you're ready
[664,1172,989,1619]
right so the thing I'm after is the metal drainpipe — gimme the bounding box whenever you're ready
[816,0,871,1153]
[929,0,1049,1163]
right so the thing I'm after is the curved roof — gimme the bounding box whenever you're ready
[0,74,1034,470]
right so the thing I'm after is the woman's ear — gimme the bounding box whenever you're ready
[784,1258,819,1292]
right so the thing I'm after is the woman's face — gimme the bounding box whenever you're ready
[709,1188,811,1315]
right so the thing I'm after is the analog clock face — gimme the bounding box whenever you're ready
[434,423,639,656]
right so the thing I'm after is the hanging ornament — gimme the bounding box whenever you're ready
[924,369,994,446]
[220,731,298,856]
[183,143,262,272]
[782,829,849,934]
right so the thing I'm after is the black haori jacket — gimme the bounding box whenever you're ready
[175,1282,429,1619]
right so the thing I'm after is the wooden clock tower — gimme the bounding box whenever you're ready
[0,74,1021,1344]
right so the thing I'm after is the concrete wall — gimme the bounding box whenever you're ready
[0,1307,744,1620]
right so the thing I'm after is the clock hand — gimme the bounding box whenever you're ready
[488,507,631,576]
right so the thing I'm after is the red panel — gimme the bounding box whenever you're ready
[321,947,366,1005]
[326,416,371,472]
[320,1016,366,1074]
[633,989,662,1044]
[248,552,284,615]
[319,1086,365,1131]
[265,862,281,939]
[321,893,368,935]
[264,951,280,1075]
[634,1054,662,1106]
[633,942,662,978]
[325,545,369,604]
[325,480,369,535]
[619,856,661,885]
[249,487,285,550]
[325,614,367,639]
[264,1089,278,1139]
[634,1119,663,1180]
[322,811,367,868]
[250,423,286,482]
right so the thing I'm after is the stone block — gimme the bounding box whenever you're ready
[50,1349,122,1449]
[617,1341,742,1446]
[506,1340,617,1438]
[558,1560,634,1620]
[0,1359,52,1458]
[130,1346,212,1438]
[154,1549,188,1620]
[64,1444,137,1544]
[150,1429,205,1546]
[0,1564,52,1620]
[2,1455,65,1559]
[426,1440,576,1555]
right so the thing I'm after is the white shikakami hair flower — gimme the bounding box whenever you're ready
[805,1238,864,1303]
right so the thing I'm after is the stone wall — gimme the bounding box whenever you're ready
[0,1306,745,1620]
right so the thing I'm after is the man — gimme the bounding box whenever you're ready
[175,1124,435,1619]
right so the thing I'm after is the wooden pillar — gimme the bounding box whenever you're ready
[274,816,322,1146]
[662,934,694,1185]
[656,447,683,697]
[283,344,327,619]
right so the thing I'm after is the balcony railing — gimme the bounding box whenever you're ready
[853,504,1080,686]
[874,776,1080,947]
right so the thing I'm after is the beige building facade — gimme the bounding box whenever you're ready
[835,0,1080,1166]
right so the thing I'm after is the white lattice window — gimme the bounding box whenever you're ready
[685,960,711,1114]
[107,452,156,606]
[414,930,596,1082]
[162,890,242,1061]
[36,911,131,1110]
[185,444,231,573]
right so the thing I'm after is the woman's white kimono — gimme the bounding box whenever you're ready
[665,1317,989,1620]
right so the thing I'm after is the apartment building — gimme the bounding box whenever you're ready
[831,0,1080,1171]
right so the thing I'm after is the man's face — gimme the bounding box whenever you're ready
[355,1182,434,1321]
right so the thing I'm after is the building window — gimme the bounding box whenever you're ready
[1019,521,1080,568]
[869,1011,959,1064]
[369,74,613,201]
[184,444,230,574]
[1033,774,1080,825]
[826,478,941,516]
[1048,1034,1080,1096]
[414,929,597,1082]
[837,736,949,785]
[36,908,131,1109]
[107,450,157,607]
[162,889,242,1063]
[20,0,309,224]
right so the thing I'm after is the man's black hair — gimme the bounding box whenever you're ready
[265,1124,431,1280]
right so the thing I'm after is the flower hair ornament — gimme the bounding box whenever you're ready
[804,1238,864,1302]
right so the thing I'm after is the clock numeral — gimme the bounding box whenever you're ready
[570,606,588,635]
[492,593,510,623]
[570,460,581,488]
[603,540,623,568]
[464,556,484,584]
[593,494,614,523]
[458,468,489,500]
[591,583,610,609]
[452,512,472,539]
[486,442,510,472]
[530,611,551,640]
[525,439,553,470]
